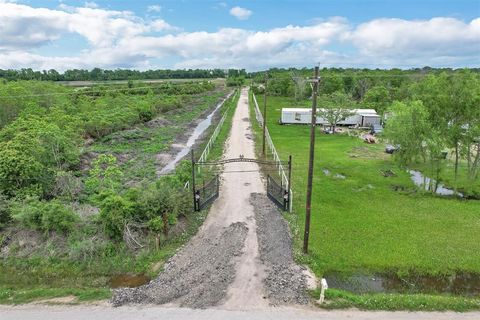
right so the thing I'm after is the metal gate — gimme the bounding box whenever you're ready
[195,175,220,211]
[191,150,292,212]
[267,175,288,211]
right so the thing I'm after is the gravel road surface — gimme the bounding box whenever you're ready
[251,193,309,305]
[112,222,248,308]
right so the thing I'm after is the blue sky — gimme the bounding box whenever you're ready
[0,0,479,70]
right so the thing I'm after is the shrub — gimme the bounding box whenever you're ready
[11,198,79,234]
[138,181,190,238]
[52,170,83,201]
[0,115,80,198]
[98,194,134,240]
[0,138,46,197]
[40,202,79,234]
[85,154,123,198]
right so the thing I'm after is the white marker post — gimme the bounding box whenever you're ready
[318,278,328,304]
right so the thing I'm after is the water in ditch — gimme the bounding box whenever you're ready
[159,92,233,175]
[324,271,480,296]
[408,170,463,197]
[109,273,151,288]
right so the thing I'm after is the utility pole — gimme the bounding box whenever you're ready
[262,72,268,157]
[303,66,320,254]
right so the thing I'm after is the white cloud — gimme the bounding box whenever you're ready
[345,17,480,59]
[0,2,150,49]
[150,19,177,32]
[84,1,99,9]
[229,6,252,20]
[0,1,478,71]
[147,5,161,13]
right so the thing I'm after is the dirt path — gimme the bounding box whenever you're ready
[211,87,269,310]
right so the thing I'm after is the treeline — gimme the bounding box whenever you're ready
[252,67,478,102]
[0,68,251,82]
[384,71,480,190]
[2,66,477,83]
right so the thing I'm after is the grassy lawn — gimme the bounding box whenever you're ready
[252,94,480,276]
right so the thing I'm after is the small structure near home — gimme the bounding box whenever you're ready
[280,108,381,127]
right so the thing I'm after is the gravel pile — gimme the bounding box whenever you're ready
[112,222,248,308]
[251,193,310,306]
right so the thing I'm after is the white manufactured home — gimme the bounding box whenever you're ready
[280,108,381,127]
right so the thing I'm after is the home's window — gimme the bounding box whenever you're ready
[295,112,301,121]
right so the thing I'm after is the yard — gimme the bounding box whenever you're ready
[253,94,480,277]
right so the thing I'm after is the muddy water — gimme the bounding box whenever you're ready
[109,274,151,288]
[159,92,234,175]
[409,170,463,197]
[324,272,480,296]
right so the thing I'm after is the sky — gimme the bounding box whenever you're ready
[0,0,479,71]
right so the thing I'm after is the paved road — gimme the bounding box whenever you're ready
[2,305,479,320]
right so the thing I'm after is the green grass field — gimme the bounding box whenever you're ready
[253,94,480,277]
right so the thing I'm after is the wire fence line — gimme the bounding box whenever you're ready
[252,92,293,212]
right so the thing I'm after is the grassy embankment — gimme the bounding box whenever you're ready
[0,84,237,304]
[89,89,228,186]
[249,92,480,311]
[194,88,240,182]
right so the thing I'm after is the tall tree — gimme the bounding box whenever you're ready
[318,92,355,134]
[413,70,480,182]
[364,85,391,121]
[385,100,446,193]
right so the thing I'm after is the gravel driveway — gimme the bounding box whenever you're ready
[113,87,310,309]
